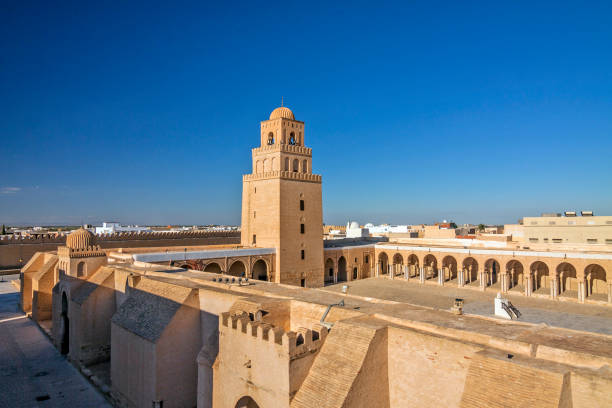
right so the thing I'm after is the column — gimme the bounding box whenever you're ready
[333,269,338,284]
[479,272,485,291]
[438,268,444,286]
[389,264,393,280]
[559,271,565,293]
[404,265,409,280]
[419,267,425,283]
[375,263,379,278]
[608,283,611,303]
[587,274,592,297]
[525,274,532,296]
[578,279,586,303]
[458,269,464,287]
[551,277,558,299]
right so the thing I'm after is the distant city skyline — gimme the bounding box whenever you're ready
[2,2,611,226]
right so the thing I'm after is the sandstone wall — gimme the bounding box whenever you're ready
[0,231,240,268]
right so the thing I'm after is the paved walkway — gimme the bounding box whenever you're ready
[324,277,612,335]
[0,276,111,408]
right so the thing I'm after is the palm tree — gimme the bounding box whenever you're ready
[478,224,486,232]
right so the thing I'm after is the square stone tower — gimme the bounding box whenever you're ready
[241,106,324,287]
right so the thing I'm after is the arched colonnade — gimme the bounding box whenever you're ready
[374,249,611,303]
[173,256,273,282]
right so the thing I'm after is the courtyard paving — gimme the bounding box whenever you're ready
[324,277,612,335]
[0,275,111,408]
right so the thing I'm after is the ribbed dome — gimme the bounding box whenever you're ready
[269,106,295,120]
[66,227,95,249]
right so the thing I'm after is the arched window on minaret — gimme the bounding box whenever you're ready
[302,159,308,173]
[267,132,274,145]
[284,158,289,171]
[293,159,299,172]
[289,132,296,145]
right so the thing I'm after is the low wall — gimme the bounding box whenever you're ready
[0,231,241,268]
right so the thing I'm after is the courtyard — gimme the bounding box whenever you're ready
[324,277,612,335]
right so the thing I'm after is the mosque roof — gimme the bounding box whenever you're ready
[66,227,95,249]
[111,279,194,342]
[269,106,295,120]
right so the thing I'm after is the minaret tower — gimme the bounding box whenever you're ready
[241,106,323,287]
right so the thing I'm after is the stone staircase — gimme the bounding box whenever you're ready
[291,320,384,408]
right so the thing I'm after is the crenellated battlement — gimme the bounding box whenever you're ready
[220,312,328,359]
[242,171,321,184]
[0,230,239,244]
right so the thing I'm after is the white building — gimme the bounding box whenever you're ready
[346,221,369,238]
[94,222,150,235]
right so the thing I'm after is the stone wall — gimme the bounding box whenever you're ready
[0,230,240,268]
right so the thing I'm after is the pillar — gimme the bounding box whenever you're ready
[550,277,558,299]
[525,274,532,296]
[404,265,409,280]
[458,269,465,287]
[559,271,565,293]
[479,272,485,291]
[586,274,592,297]
[375,263,379,277]
[419,267,425,283]
[578,279,586,303]
[438,268,444,286]
[608,283,611,303]
[389,264,393,280]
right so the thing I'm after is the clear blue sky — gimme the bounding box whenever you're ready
[1,1,611,226]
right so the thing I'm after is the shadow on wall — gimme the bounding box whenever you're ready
[49,276,211,408]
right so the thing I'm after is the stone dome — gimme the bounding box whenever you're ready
[269,106,295,120]
[66,227,96,250]
[349,221,360,229]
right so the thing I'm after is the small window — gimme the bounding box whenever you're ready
[300,224,305,234]
[543,238,549,242]
[300,278,305,287]
[253,211,256,218]
[254,187,256,193]
[267,132,274,145]
[587,238,598,243]
[353,268,357,279]
[606,239,612,244]
[289,132,296,145]
[552,238,562,243]
[301,250,305,260]
[365,255,369,263]
[252,234,256,244]
[300,200,304,211]
[529,238,539,242]
[354,257,358,262]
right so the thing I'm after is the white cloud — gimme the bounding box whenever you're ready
[0,187,21,194]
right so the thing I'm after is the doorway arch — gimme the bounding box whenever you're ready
[60,292,69,355]
[228,261,246,277]
[324,258,335,284]
[338,256,347,282]
[252,259,268,281]
[235,396,260,408]
[204,262,222,274]
[378,252,389,275]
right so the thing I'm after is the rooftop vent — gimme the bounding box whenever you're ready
[564,211,577,217]
[581,210,593,216]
